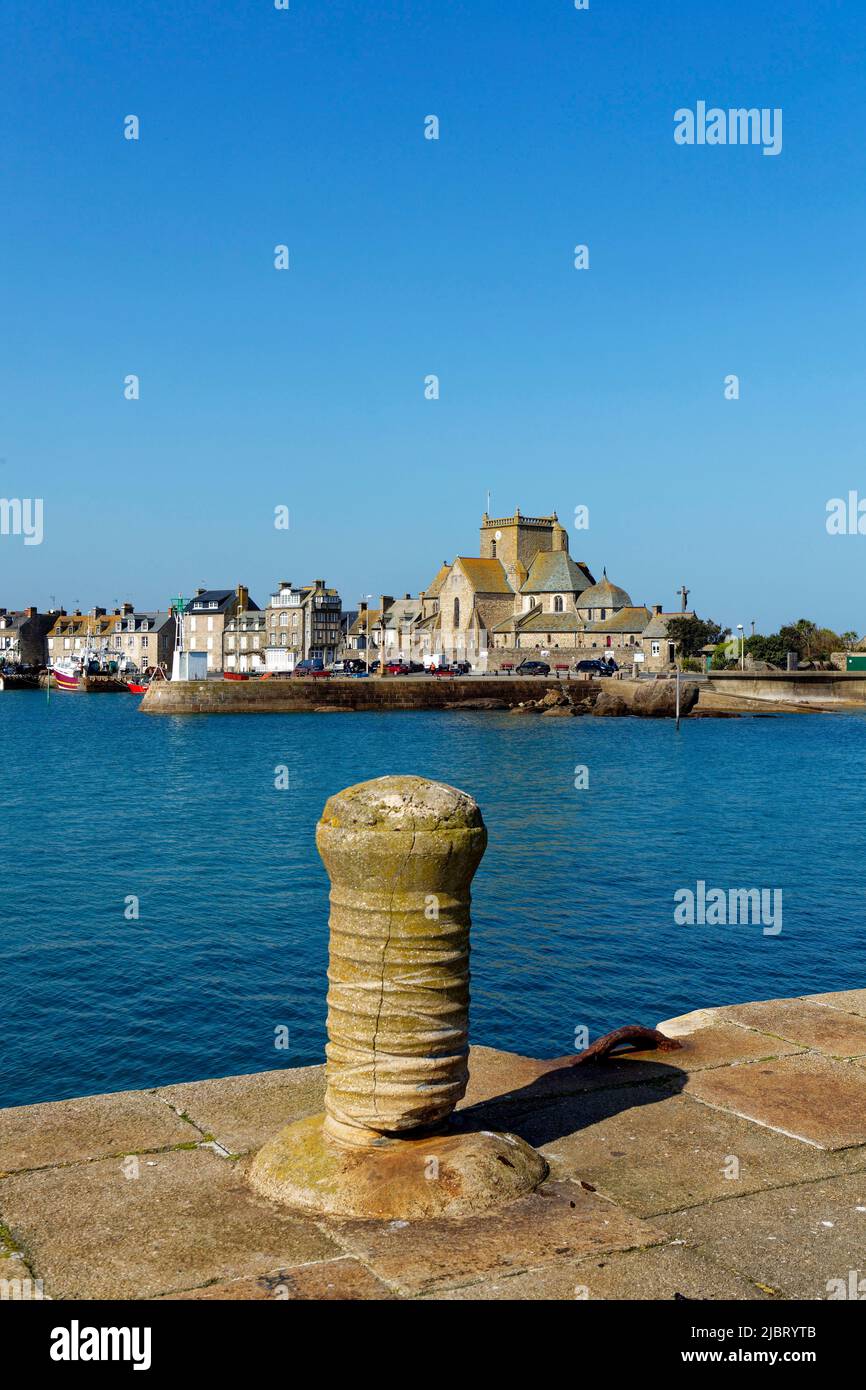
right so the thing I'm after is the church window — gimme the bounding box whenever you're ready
[599,608,606,620]
[453,597,460,627]
[554,595,563,613]
[491,540,496,557]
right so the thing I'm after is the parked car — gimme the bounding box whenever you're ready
[452,661,471,675]
[575,658,618,676]
[407,661,425,673]
[515,660,550,676]
[385,660,409,675]
[332,658,366,674]
[292,659,332,678]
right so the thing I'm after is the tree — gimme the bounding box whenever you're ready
[665,616,724,658]
[841,631,859,649]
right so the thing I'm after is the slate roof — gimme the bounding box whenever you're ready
[575,571,633,610]
[424,563,452,599]
[188,590,259,613]
[520,552,595,595]
[584,606,652,634]
[455,557,513,594]
[512,612,584,633]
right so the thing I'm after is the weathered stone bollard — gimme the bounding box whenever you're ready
[249,775,547,1219]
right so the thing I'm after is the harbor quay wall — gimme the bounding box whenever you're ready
[705,670,866,706]
[140,675,599,714]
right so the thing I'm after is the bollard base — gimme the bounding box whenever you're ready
[248,1112,548,1220]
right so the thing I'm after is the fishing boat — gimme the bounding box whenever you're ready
[127,665,167,695]
[223,671,249,681]
[51,649,133,693]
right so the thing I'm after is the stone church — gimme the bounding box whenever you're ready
[416,508,682,670]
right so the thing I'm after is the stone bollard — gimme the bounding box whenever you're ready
[320,775,483,1146]
[249,775,547,1220]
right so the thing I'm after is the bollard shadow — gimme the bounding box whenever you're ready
[453,1049,689,1149]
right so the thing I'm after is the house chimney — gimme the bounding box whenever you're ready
[359,601,368,614]
[26,606,37,618]
[236,584,249,611]
[654,604,662,616]
[196,587,205,597]
[122,602,134,615]
[404,593,411,601]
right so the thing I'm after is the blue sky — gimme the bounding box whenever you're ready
[2,0,865,631]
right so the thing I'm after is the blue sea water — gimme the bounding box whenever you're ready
[1,692,865,1109]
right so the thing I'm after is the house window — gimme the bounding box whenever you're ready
[207,616,214,632]
[651,641,661,657]
[554,595,563,613]
[600,609,606,620]
[280,612,288,627]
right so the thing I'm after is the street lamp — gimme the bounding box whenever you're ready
[737,624,744,671]
[360,594,372,672]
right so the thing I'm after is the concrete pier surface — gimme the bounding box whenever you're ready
[2,987,865,1301]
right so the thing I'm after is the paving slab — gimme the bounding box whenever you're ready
[0,1148,340,1300]
[609,1022,805,1073]
[423,1241,773,1301]
[0,1090,196,1174]
[510,1088,866,1216]
[326,1178,665,1297]
[155,1065,325,1155]
[665,1173,866,1300]
[719,999,866,1058]
[684,1054,866,1150]
[801,989,866,1018]
[157,1256,396,1300]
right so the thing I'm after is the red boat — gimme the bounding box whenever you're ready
[126,666,167,695]
[223,671,249,681]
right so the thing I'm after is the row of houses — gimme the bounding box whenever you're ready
[0,581,351,675]
[1,507,692,676]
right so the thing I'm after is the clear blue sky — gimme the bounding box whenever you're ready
[2,0,865,631]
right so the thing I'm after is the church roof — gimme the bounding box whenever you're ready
[584,605,652,633]
[455,557,513,594]
[520,552,595,595]
[425,563,451,599]
[576,571,633,610]
[514,612,583,633]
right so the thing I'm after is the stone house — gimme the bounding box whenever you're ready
[0,607,55,666]
[47,608,122,666]
[224,610,267,673]
[346,601,382,658]
[264,580,342,671]
[106,607,174,671]
[187,586,256,672]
